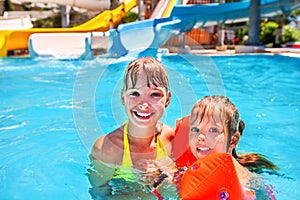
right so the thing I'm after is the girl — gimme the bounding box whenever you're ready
[88,57,175,190]
[186,96,278,171]
[174,96,279,199]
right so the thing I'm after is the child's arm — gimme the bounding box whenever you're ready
[232,157,257,200]
[160,124,175,156]
[87,154,116,187]
[89,134,119,187]
[92,131,121,164]
[242,187,256,200]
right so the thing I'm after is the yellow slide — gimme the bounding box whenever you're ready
[0,0,137,57]
[0,32,8,57]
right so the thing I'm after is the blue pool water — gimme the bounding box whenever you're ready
[0,54,299,199]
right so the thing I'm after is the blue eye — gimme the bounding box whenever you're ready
[208,128,222,136]
[191,127,199,132]
[209,127,219,133]
[151,92,162,97]
[130,91,139,97]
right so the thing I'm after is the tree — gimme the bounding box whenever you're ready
[259,21,278,45]
[282,25,300,43]
[3,0,14,11]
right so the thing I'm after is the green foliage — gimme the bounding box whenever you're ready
[32,14,61,28]
[237,26,249,44]
[259,21,278,44]
[224,21,249,44]
[122,12,138,23]
[259,20,300,44]
[3,0,14,11]
[288,9,300,25]
[281,25,300,43]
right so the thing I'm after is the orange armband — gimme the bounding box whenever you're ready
[180,153,243,200]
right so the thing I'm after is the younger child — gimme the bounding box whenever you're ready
[173,96,279,199]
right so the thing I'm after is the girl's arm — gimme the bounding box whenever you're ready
[232,158,257,200]
[87,154,116,188]
[89,133,120,187]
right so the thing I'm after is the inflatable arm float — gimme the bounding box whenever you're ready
[180,153,244,200]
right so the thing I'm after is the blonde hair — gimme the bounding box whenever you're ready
[122,57,169,92]
[190,96,279,172]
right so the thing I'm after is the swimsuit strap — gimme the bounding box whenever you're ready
[155,133,168,160]
[122,121,133,168]
[121,121,169,168]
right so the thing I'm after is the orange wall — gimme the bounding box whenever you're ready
[165,29,212,46]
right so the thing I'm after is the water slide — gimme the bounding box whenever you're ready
[13,0,110,11]
[0,0,137,57]
[150,0,179,19]
[108,0,300,57]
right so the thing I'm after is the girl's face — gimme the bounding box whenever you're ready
[189,113,228,159]
[121,72,170,128]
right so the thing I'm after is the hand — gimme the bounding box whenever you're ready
[155,156,178,179]
[131,159,162,187]
[131,157,178,188]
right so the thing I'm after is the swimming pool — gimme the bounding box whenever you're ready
[0,53,299,199]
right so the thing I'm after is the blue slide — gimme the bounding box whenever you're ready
[108,0,300,57]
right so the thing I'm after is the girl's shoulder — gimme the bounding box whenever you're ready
[161,123,175,140]
[92,127,124,164]
[232,157,257,187]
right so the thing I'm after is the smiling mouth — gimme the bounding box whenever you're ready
[196,147,211,152]
[134,111,152,119]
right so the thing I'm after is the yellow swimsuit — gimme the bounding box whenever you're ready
[113,121,168,182]
[122,121,168,168]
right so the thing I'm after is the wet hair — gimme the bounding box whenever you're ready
[190,96,279,172]
[122,57,169,92]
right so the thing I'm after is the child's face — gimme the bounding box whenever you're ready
[189,113,228,159]
[122,72,170,128]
